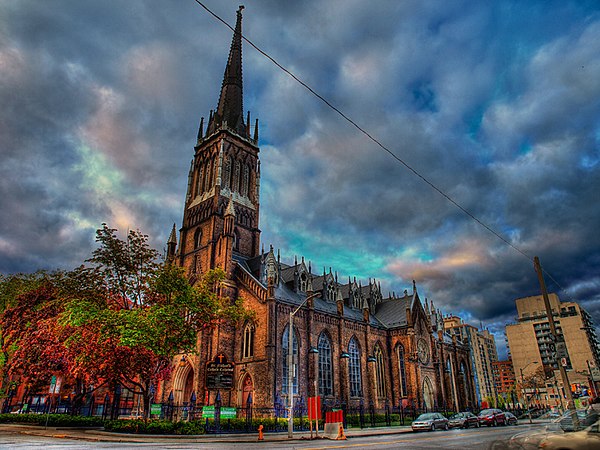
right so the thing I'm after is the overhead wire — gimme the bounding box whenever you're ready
[192,0,573,300]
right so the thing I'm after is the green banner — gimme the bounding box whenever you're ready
[202,406,236,419]
[221,407,236,419]
[150,403,162,415]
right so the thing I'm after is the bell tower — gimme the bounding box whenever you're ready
[178,6,260,279]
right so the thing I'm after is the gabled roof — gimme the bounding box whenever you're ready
[373,294,413,328]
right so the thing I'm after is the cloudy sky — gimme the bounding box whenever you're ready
[2,0,600,358]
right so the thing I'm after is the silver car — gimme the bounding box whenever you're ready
[411,412,449,431]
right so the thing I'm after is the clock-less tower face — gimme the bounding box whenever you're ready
[417,338,430,365]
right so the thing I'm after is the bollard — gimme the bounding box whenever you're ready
[258,424,264,441]
[336,422,347,440]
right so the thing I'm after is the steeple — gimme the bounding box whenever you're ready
[178,6,261,278]
[207,6,247,138]
[166,223,177,262]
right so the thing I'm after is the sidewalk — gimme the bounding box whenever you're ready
[0,423,413,444]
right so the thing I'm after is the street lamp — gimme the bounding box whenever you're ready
[520,361,538,424]
[288,292,319,439]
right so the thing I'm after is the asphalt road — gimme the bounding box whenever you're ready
[0,423,545,449]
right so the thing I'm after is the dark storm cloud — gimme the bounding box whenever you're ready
[2,0,600,358]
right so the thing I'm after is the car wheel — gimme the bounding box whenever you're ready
[431,424,435,431]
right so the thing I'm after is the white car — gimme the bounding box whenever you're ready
[411,412,449,431]
[539,419,600,449]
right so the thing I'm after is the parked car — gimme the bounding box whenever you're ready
[478,408,506,426]
[448,411,480,428]
[411,412,449,431]
[539,419,600,449]
[505,411,518,425]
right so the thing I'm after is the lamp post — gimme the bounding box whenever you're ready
[520,361,538,424]
[288,292,319,439]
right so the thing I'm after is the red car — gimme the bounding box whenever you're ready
[478,408,506,426]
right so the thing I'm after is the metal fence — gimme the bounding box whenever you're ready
[1,391,551,435]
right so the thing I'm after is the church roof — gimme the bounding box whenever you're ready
[373,294,413,327]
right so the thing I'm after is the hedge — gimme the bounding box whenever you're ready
[0,413,104,427]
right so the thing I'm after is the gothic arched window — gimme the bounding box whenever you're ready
[348,337,362,397]
[194,228,202,249]
[282,325,298,395]
[242,322,254,359]
[241,164,250,197]
[233,229,240,252]
[203,160,211,192]
[223,156,232,190]
[318,333,333,396]
[299,273,307,292]
[374,344,386,398]
[233,160,241,193]
[397,344,407,397]
[197,165,204,195]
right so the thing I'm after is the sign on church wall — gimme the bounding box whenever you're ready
[205,354,235,390]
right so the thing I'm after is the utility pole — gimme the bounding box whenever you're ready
[534,256,579,428]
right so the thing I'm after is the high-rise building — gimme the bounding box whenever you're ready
[505,293,600,393]
[492,360,516,406]
[444,316,499,406]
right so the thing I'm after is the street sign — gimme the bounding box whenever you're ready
[561,357,568,367]
[150,403,162,415]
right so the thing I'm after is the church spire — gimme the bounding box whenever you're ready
[208,6,246,138]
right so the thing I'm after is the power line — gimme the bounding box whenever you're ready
[192,1,572,299]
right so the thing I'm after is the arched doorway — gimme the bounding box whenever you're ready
[240,373,253,409]
[423,376,434,410]
[172,362,195,405]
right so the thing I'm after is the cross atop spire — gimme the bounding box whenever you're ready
[207,6,247,138]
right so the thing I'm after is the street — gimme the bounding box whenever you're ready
[0,423,544,449]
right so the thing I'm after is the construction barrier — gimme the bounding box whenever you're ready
[323,409,345,440]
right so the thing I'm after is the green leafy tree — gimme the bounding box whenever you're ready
[1,224,253,418]
[60,224,252,418]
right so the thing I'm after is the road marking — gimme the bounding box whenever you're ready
[305,429,514,449]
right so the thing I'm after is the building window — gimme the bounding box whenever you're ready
[397,344,407,397]
[223,156,232,189]
[233,229,240,252]
[241,164,250,197]
[318,333,333,396]
[242,322,254,359]
[194,228,202,249]
[234,160,241,193]
[299,273,307,292]
[348,337,362,397]
[374,345,386,398]
[282,325,298,395]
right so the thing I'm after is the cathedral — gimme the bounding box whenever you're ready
[164,7,476,414]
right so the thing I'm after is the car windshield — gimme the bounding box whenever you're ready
[416,413,435,420]
[450,413,465,419]
[479,409,495,415]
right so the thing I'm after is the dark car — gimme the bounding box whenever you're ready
[505,411,518,425]
[411,412,449,431]
[478,408,506,426]
[448,411,480,428]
